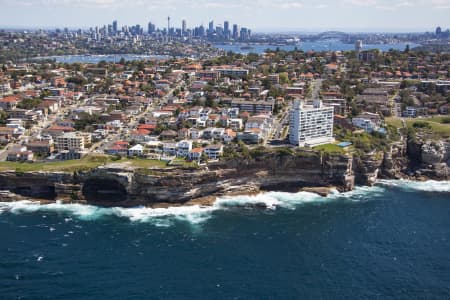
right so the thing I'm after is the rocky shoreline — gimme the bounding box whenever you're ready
[0,137,448,208]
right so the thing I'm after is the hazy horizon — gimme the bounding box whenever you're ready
[0,25,441,35]
[0,0,448,32]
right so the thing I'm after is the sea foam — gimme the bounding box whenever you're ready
[0,180,447,226]
[377,179,450,193]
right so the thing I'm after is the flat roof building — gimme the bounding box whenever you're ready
[289,100,334,147]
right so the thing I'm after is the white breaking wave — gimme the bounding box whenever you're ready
[377,179,450,193]
[214,191,328,210]
[0,180,446,226]
[0,201,215,226]
[112,205,216,226]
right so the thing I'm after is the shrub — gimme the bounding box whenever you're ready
[412,121,431,129]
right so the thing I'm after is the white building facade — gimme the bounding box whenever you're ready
[289,100,334,147]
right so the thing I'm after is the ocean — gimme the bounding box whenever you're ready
[0,180,449,299]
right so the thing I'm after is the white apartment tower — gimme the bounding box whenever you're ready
[289,100,334,147]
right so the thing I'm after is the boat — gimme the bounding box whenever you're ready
[240,46,254,50]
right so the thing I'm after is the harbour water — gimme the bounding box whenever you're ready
[35,54,169,64]
[215,41,419,54]
[35,41,418,64]
[0,180,449,299]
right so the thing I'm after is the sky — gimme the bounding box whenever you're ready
[0,0,449,32]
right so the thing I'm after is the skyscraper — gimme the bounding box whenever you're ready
[232,24,239,40]
[112,20,118,33]
[355,40,363,60]
[147,22,155,34]
[208,20,214,34]
[182,20,187,34]
[224,21,230,39]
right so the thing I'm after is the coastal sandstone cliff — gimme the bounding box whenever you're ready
[0,152,354,206]
[0,138,448,206]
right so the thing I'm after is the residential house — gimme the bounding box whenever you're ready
[177,140,193,158]
[27,140,54,156]
[204,144,223,160]
[43,126,76,138]
[189,147,204,162]
[352,118,379,133]
[0,96,20,110]
[105,141,129,156]
[128,144,144,156]
[178,128,190,139]
[7,149,34,162]
[162,142,178,157]
[160,130,178,140]
[190,128,202,139]
[223,129,237,143]
[0,127,15,143]
[237,129,264,144]
[130,129,152,143]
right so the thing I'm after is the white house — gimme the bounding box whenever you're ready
[352,118,378,133]
[162,142,178,157]
[128,144,144,156]
[190,128,202,139]
[177,140,193,158]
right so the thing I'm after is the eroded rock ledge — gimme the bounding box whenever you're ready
[0,142,448,207]
[0,152,354,206]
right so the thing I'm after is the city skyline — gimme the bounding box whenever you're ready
[0,0,449,32]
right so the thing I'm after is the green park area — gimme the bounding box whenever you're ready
[0,155,169,173]
[385,117,450,138]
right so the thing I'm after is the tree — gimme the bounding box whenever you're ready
[200,152,209,163]
[279,72,289,85]
[17,98,42,110]
[0,110,7,125]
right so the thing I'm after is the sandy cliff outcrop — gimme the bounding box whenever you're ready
[0,152,355,206]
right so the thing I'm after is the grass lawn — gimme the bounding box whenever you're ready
[168,158,198,168]
[385,117,403,128]
[313,143,346,154]
[424,116,450,124]
[385,117,450,138]
[0,154,112,173]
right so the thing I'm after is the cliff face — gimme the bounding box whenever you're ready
[0,137,447,207]
[357,136,450,182]
[0,152,355,206]
[404,137,450,180]
[0,172,75,200]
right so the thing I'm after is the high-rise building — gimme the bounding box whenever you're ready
[224,21,230,39]
[167,16,171,36]
[240,27,249,41]
[289,100,334,147]
[216,25,223,37]
[147,22,155,34]
[232,24,239,40]
[208,20,214,34]
[112,20,118,33]
[355,40,363,58]
[182,19,187,34]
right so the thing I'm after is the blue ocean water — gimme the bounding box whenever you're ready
[0,180,449,299]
